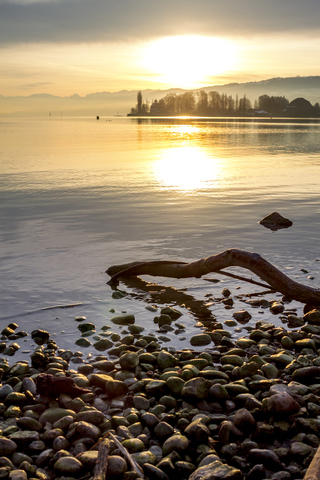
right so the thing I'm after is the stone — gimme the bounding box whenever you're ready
[221,355,244,366]
[54,456,83,476]
[0,438,17,455]
[76,421,101,440]
[93,339,113,351]
[162,434,189,456]
[107,455,127,477]
[8,470,27,480]
[259,212,292,230]
[121,438,145,453]
[161,307,182,320]
[292,366,320,385]
[189,460,242,480]
[190,334,212,346]
[232,310,252,323]
[184,418,210,443]
[133,395,150,411]
[233,408,255,432]
[181,377,210,400]
[77,450,99,469]
[111,314,135,325]
[248,449,282,470]
[290,441,312,457]
[105,379,128,397]
[154,421,174,439]
[166,376,185,394]
[143,463,169,480]
[131,451,157,467]
[157,351,176,369]
[303,309,320,325]
[9,431,40,447]
[120,352,139,370]
[145,380,167,396]
[209,384,229,400]
[39,408,76,425]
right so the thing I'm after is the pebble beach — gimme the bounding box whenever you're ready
[1,296,320,480]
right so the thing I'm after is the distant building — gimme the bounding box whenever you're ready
[247,109,270,117]
[282,97,317,117]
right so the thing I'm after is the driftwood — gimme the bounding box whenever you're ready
[303,444,320,480]
[106,248,320,306]
[108,432,144,478]
[93,438,109,480]
[36,373,91,398]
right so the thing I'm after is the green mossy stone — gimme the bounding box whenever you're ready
[221,355,244,367]
[190,334,212,346]
[111,315,135,325]
[166,376,185,394]
[121,438,145,453]
[75,338,92,347]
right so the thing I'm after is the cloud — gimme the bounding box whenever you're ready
[20,82,55,89]
[0,0,319,45]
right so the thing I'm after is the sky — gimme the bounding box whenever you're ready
[0,0,319,97]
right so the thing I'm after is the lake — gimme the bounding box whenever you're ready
[1,116,320,362]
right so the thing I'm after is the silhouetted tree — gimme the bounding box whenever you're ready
[258,94,289,115]
[137,91,142,115]
[208,91,221,115]
[239,95,251,115]
[197,90,208,115]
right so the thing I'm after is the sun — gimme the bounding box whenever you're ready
[143,35,237,88]
[154,145,221,192]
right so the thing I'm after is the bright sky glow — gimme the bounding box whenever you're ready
[0,0,319,97]
[143,36,238,89]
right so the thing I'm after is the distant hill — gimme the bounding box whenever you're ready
[0,76,319,117]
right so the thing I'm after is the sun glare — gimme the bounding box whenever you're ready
[143,36,237,88]
[154,145,221,192]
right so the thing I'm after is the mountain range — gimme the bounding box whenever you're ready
[1,76,319,117]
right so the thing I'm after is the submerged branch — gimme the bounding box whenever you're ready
[106,248,320,306]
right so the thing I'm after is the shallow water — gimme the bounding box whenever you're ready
[1,116,320,362]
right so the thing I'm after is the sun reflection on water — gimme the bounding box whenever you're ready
[154,145,221,192]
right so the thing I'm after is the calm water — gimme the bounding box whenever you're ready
[1,116,320,361]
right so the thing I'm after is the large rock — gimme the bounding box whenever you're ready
[189,460,243,480]
[39,408,76,425]
[54,456,83,476]
[303,309,320,325]
[111,314,135,325]
[162,435,189,456]
[259,212,293,230]
[181,377,210,400]
[292,366,320,385]
[184,418,210,443]
[0,438,17,455]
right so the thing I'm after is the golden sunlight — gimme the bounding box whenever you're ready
[154,145,221,192]
[143,36,237,88]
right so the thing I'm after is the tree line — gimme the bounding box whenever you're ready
[129,90,320,117]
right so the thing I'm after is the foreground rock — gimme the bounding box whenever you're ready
[2,313,320,479]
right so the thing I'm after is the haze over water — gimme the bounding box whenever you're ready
[1,116,320,359]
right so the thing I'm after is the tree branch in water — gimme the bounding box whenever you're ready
[106,248,320,306]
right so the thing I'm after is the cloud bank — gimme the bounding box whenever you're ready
[0,0,319,45]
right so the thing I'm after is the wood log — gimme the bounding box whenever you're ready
[106,248,320,306]
[36,373,91,398]
[303,444,320,480]
[93,438,109,480]
[108,432,144,478]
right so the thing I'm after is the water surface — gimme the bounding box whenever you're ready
[1,116,320,361]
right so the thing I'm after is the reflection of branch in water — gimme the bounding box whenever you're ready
[110,276,216,321]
